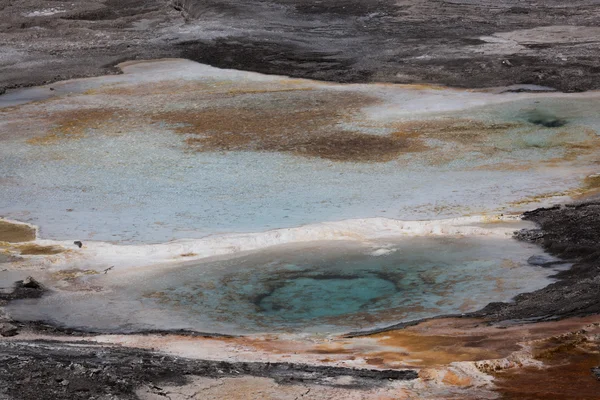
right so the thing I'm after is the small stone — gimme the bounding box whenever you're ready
[0,322,18,337]
[527,255,569,267]
[22,276,41,289]
[74,241,83,248]
[60,379,69,387]
[592,367,600,381]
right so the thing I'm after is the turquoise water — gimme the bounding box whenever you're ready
[7,237,560,334]
[259,275,398,320]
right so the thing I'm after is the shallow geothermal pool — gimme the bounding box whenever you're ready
[7,236,562,335]
[1,60,600,243]
[0,59,597,336]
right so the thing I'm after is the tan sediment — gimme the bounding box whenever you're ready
[395,83,450,91]
[392,118,520,144]
[29,81,566,164]
[0,222,58,255]
[23,90,428,162]
[26,107,127,145]
[151,91,425,162]
[0,220,36,243]
[20,75,600,169]
[16,243,65,255]
[38,94,568,165]
[51,268,99,281]
[86,79,315,97]
[584,174,600,191]
[83,80,220,96]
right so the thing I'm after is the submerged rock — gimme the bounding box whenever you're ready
[526,255,569,268]
[527,255,554,266]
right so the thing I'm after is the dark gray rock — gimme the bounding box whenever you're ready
[2,0,600,92]
[527,255,557,266]
[0,323,18,337]
[526,255,570,268]
[22,276,41,289]
[477,202,600,322]
[0,277,46,302]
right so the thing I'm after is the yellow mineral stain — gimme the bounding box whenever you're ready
[17,243,65,255]
[51,268,99,281]
[150,92,425,162]
[20,77,600,169]
[512,163,600,205]
[391,118,521,144]
[399,83,451,91]
[86,79,313,98]
[584,174,600,191]
[27,108,127,145]
[86,80,221,96]
[0,220,36,242]
[23,89,428,162]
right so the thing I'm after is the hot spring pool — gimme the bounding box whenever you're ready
[7,236,563,335]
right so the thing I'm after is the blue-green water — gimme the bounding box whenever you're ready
[7,237,562,335]
[259,275,398,320]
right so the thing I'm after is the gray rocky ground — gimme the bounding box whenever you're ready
[2,0,600,92]
[0,340,416,400]
[482,201,600,322]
